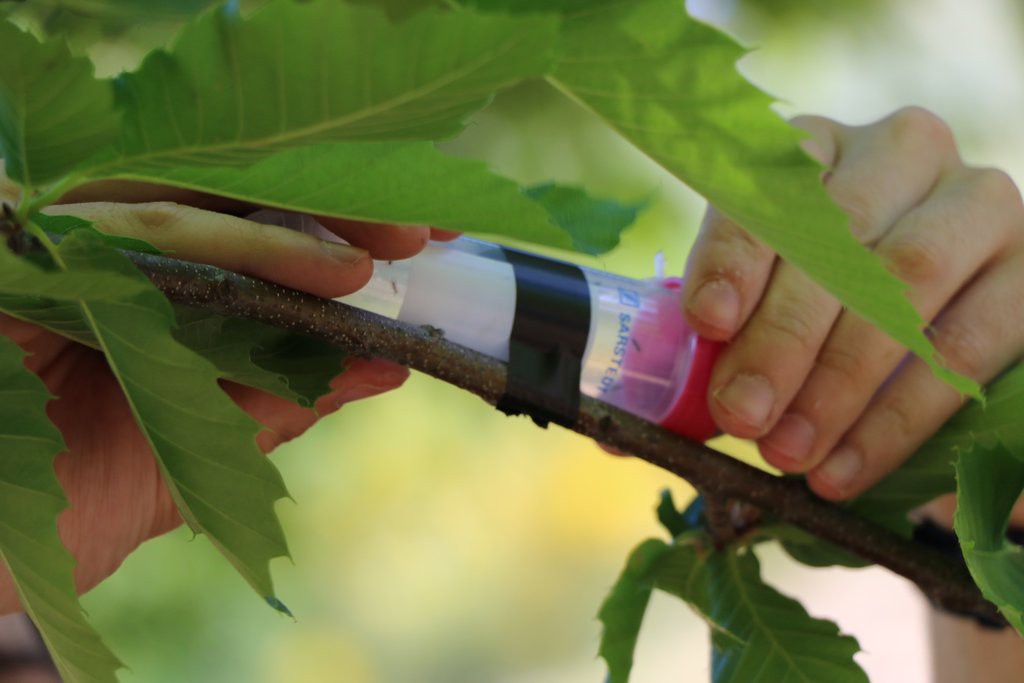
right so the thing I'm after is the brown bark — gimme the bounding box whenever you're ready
[128,251,1003,626]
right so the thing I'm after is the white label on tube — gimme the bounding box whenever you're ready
[579,271,646,401]
[397,245,517,361]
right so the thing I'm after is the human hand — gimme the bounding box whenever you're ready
[0,167,439,612]
[681,107,1024,501]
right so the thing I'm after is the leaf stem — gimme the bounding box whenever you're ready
[702,493,739,549]
[16,175,85,224]
[22,221,65,266]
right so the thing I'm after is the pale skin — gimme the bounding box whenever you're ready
[684,107,1024,501]
[684,108,1024,677]
[0,108,1022,668]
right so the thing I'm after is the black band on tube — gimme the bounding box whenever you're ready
[495,248,592,428]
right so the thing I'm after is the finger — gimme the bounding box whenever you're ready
[759,167,1023,471]
[312,357,408,417]
[225,357,409,453]
[58,178,435,258]
[46,201,372,299]
[816,107,962,244]
[0,313,69,374]
[922,494,1024,529]
[430,228,461,242]
[681,206,777,340]
[692,108,956,343]
[0,313,47,348]
[806,252,1024,500]
[317,217,430,260]
[708,264,840,438]
[40,347,179,597]
[56,178,256,215]
[708,110,963,440]
[790,114,842,167]
[248,210,442,259]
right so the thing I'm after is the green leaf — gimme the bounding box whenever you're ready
[598,535,866,682]
[774,527,870,569]
[0,334,122,683]
[0,240,145,300]
[954,442,1024,634]
[546,0,977,397]
[597,539,674,683]
[854,363,1024,529]
[598,535,725,683]
[2,239,342,407]
[172,306,346,407]
[656,547,868,683]
[650,540,743,645]
[81,0,559,178]
[850,435,960,532]
[93,141,638,254]
[0,216,153,348]
[701,552,868,683]
[0,296,96,346]
[523,181,641,254]
[48,230,292,609]
[0,295,345,409]
[0,20,119,187]
[951,363,1024,453]
[656,489,693,539]
[34,213,163,254]
[347,0,440,20]
[459,0,620,12]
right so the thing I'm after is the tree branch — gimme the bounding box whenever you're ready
[128,251,1003,626]
[701,493,740,549]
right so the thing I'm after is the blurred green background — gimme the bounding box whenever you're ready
[5,0,1024,680]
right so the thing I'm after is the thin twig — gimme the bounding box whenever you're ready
[128,251,1004,626]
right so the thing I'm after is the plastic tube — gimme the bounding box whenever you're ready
[340,238,722,442]
[249,211,721,441]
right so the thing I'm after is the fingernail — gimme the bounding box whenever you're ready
[714,373,775,430]
[819,446,862,492]
[687,279,740,335]
[760,414,816,468]
[321,241,368,265]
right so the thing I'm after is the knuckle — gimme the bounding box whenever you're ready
[930,320,987,378]
[704,217,765,258]
[757,299,819,354]
[131,201,189,231]
[886,106,955,152]
[827,185,878,243]
[967,167,1023,208]
[878,235,945,285]
[243,215,284,250]
[874,395,918,443]
[695,223,768,290]
[815,343,869,389]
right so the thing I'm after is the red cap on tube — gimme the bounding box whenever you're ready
[656,332,723,441]
[655,278,723,442]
